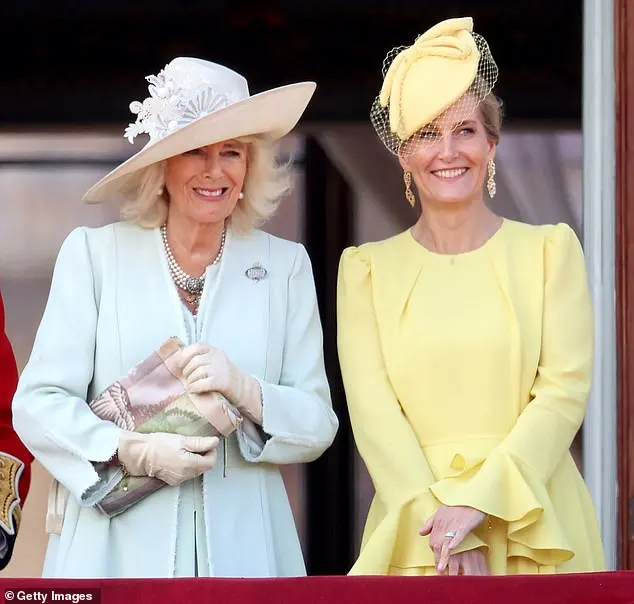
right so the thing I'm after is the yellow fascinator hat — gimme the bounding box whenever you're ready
[370,17,498,156]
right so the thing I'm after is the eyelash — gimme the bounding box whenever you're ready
[419,127,475,139]
[183,149,243,158]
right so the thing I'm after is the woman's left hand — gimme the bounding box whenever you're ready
[419,505,486,573]
[179,343,263,424]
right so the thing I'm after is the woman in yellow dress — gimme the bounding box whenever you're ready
[337,17,605,576]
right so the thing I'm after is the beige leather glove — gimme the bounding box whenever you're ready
[179,343,263,425]
[117,432,219,486]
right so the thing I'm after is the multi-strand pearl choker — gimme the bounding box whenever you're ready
[160,224,226,300]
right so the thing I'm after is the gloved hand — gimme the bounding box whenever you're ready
[179,343,263,425]
[117,431,219,486]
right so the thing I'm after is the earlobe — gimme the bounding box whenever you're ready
[398,154,410,172]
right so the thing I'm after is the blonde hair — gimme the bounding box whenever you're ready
[120,135,292,233]
[479,92,503,143]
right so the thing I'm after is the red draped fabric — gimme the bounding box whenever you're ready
[0,573,632,604]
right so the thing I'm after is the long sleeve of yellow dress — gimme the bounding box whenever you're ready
[337,247,488,575]
[429,225,600,569]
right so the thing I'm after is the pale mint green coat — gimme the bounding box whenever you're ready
[12,222,338,578]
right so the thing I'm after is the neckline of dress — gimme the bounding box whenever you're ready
[407,218,506,260]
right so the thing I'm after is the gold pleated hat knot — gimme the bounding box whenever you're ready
[371,17,498,156]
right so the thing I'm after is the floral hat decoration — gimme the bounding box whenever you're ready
[83,57,316,203]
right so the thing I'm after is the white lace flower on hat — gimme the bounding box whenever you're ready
[124,64,241,144]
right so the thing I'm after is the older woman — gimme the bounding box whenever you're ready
[12,57,338,578]
[337,18,604,576]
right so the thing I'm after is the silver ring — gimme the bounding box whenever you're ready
[444,530,457,538]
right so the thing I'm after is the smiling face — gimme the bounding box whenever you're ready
[399,95,495,207]
[164,140,248,225]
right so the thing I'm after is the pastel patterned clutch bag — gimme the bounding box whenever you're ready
[88,336,242,518]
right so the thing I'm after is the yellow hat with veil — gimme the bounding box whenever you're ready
[370,17,498,157]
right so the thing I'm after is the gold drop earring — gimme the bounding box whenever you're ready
[487,159,496,198]
[404,171,416,206]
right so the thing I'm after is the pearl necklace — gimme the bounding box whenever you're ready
[160,224,226,297]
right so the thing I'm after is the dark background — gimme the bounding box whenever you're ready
[2,1,581,127]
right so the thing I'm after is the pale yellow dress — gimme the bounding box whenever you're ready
[337,219,605,576]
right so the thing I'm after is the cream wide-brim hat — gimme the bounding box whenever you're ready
[83,57,316,203]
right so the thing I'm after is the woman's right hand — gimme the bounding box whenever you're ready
[444,549,489,576]
[117,432,219,486]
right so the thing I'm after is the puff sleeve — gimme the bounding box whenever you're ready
[429,223,594,566]
[337,246,487,574]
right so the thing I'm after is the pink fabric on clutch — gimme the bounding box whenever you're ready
[89,337,242,517]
